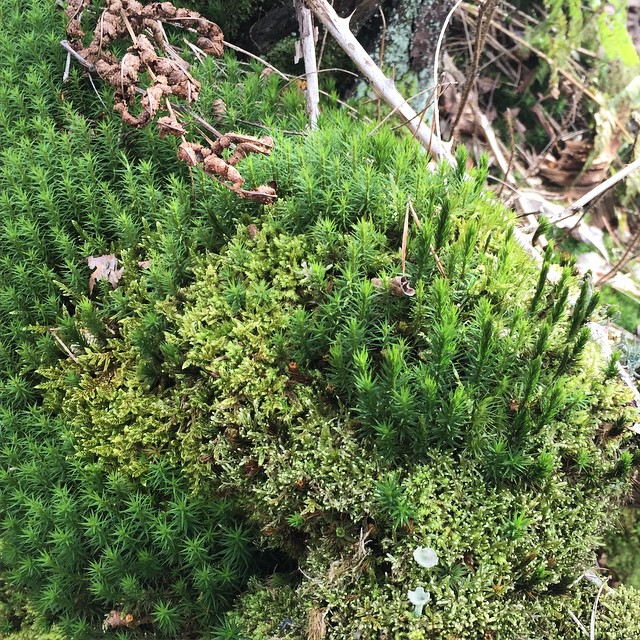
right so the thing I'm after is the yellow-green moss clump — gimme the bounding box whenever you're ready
[0,1,639,639]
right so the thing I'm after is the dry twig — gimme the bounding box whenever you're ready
[303,0,454,164]
[433,0,465,141]
[407,197,447,279]
[295,0,320,128]
[450,0,497,139]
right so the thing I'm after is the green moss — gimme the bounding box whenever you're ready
[36,121,638,637]
[1,1,639,638]
[604,508,640,589]
[232,449,637,639]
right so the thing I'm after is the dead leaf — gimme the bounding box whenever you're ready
[389,275,416,297]
[103,610,135,630]
[157,115,187,138]
[212,98,226,120]
[65,2,275,203]
[87,254,123,293]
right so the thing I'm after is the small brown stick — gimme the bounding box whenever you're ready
[411,99,431,145]
[318,88,366,119]
[317,19,329,70]
[193,126,215,148]
[407,196,448,279]
[460,2,474,59]
[50,328,79,364]
[498,108,515,197]
[98,10,105,57]
[236,119,307,136]
[60,40,96,72]
[120,8,138,44]
[222,40,288,81]
[183,38,206,62]
[450,0,497,139]
[408,197,422,230]
[401,201,410,275]
[279,68,358,98]
[431,245,448,280]
[367,84,440,137]
[164,97,176,120]
[286,67,359,83]
[173,103,223,138]
[426,94,437,157]
[378,7,387,68]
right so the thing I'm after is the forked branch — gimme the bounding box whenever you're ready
[303,0,455,164]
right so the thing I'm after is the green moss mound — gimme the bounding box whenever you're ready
[1,1,639,639]
[34,126,640,637]
[0,1,302,637]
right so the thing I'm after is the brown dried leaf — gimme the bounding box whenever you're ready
[196,36,224,57]
[238,184,277,203]
[121,51,141,87]
[203,155,244,189]
[227,136,274,165]
[135,33,158,67]
[177,141,200,165]
[87,254,124,293]
[66,0,220,123]
[177,141,210,165]
[212,98,226,121]
[389,275,415,297]
[539,138,612,187]
[103,610,135,630]
[157,115,187,138]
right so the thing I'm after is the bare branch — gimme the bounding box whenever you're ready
[562,155,640,216]
[60,39,96,72]
[433,0,464,142]
[295,0,320,129]
[303,0,454,164]
[222,40,288,81]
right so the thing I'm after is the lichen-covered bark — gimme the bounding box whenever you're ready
[228,0,456,112]
[372,0,456,109]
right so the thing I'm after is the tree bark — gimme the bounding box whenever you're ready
[243,0,384,53]
[235,0,457,109]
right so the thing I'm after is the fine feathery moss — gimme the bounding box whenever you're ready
[36,130,639,637]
